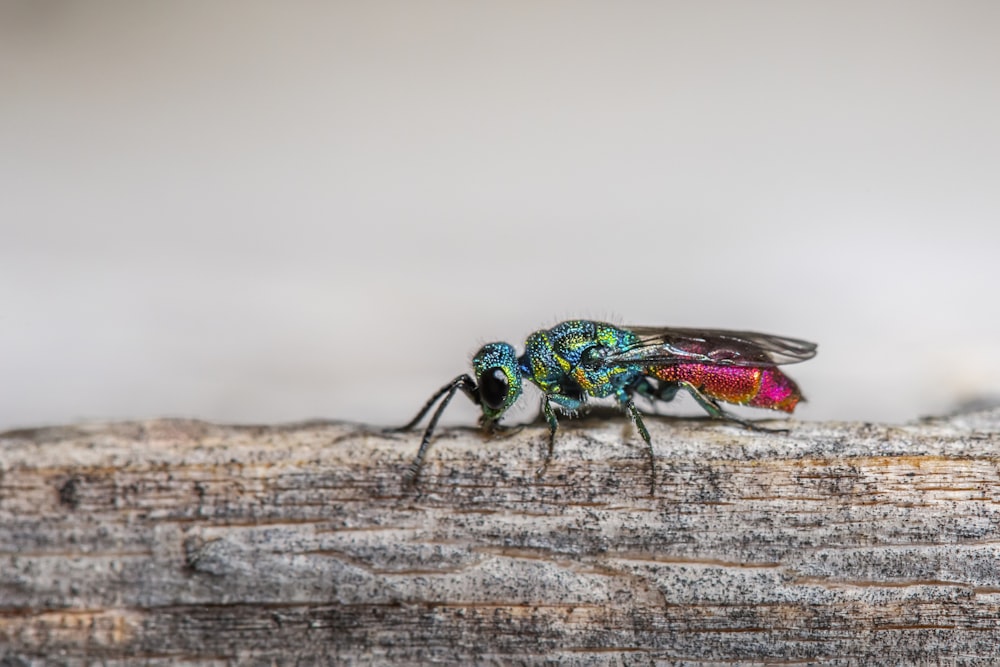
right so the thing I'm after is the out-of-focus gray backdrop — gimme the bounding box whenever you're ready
[3,2,999,431]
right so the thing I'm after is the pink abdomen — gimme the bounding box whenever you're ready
[648,363,803,412]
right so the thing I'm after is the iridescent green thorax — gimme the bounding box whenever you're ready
[519,320,643,405]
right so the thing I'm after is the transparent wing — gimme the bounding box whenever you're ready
[605,326,818,368]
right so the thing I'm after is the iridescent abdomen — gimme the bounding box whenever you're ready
[648,363,803,412]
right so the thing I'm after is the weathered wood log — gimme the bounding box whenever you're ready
[2,408,1000,665]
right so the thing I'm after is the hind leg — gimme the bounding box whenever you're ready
[679,382,788,433]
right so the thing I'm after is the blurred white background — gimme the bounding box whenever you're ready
[2,1,999,431]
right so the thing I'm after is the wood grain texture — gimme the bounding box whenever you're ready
[2,408,1000,665]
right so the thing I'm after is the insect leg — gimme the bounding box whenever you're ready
[623,397,656,496]
[536,396,560,478]
[392,373,477,433]
[628,377,661,410]
[401,374,479,485]
[679,381,786,433]
[655,381,680,404]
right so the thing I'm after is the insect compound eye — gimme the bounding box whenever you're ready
[479,367,510,411]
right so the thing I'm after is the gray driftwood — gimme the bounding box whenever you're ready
[3,407,1000,665]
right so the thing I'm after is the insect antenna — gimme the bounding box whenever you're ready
[397,374,479,485]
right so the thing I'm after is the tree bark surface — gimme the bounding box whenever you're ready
[2,408,1000,665]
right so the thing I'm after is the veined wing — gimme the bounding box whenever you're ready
[606,326,817,368]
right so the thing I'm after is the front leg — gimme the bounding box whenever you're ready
[480,415,524,439]
[398,374,480,486]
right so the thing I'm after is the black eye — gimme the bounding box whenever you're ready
[479,368,510,410]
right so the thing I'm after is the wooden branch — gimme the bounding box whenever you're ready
[2,408,1000,664]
